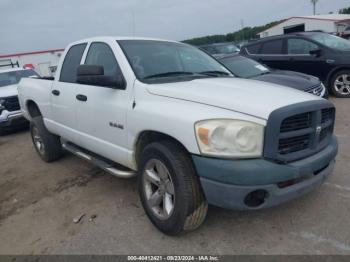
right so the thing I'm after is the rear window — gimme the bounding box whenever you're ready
[261,40,283,54]
[59,43,87,83]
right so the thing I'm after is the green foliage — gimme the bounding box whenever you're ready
[183,5,350,46]
[339,7,350,14]
[182,20,283,46]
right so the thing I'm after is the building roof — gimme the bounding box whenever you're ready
[296,14,350,21]
[0,48,64,59]
[259,14,350,35]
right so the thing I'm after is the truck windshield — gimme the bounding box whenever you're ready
[0,69,39,87]
[118,40,231,82]
[310,33,350,51]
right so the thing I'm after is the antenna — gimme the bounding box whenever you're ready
[131,11,135,36]
[311,0,318,15]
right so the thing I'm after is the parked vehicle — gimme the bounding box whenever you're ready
[18,37,337,235]
[218,54,327,98]
[240,32,350,97]
[339,25,350,40]
[0,68,39,134]
[200,42,240,57]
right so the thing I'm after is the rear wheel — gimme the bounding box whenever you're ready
[330,70,350,98]
[138,140,208,235]
[30,116,63,162]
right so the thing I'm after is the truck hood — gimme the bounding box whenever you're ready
[0,84,19,98]
[146,77,320,119]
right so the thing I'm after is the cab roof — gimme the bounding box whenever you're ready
[70,36,179,46]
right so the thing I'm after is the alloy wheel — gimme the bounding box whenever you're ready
[32,126,45,155]
[143,159,175,220]
[334,74,350,95]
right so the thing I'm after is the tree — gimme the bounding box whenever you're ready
[182,20,283,46]
[339,7,350,14]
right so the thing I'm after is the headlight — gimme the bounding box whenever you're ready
[195,119,264,158]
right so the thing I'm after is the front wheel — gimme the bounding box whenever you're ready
[330,70,350,98]
[138,141,208,235]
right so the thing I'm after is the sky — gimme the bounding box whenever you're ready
[0,0,349,54]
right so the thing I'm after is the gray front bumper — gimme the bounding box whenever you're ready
[193,136,338,210]
[200,160,334,210]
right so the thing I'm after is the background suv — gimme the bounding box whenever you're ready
[240,32,350,98]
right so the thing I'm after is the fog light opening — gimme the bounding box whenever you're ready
[244,190,269,208]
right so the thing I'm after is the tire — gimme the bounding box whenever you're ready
[30,116,63,162]
[330,70,350,98]
[138,140,208,235]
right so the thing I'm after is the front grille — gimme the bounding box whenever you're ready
[279,134,310,155]
[305,84,323,97]
[321,108,334,123]
[4,96,20,111]
[280,112,311,133]
[264,101,335,163]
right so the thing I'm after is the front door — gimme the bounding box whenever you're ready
[75,41,131,165]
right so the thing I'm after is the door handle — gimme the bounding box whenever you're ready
[76,94,88,102]
[52,90,60,96]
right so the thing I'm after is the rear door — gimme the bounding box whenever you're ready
[250,39,287,70]
[49,43,87,144]
[75,41,131,164]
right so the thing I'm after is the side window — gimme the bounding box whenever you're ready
[85,42,121,77]
[287,38,318,54]
[59,43,87,83]
[246,44,260,54]
[261,40,283,54]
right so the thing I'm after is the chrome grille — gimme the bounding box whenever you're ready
[305,84,324,97]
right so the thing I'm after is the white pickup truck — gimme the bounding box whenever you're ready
[18,37,338,235]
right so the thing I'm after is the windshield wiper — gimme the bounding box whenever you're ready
[199,70,230,77]
[144,71,195,79]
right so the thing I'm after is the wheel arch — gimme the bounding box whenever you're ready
[133,130,192,167]
[26,100,42,119]
[326,66,350,87]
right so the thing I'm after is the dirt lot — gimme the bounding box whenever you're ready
[0,98,349,255]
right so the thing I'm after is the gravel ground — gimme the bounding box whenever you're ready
[0,98,349,255]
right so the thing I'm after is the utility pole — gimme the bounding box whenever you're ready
[311,0,318,15]
[240,19,244,41]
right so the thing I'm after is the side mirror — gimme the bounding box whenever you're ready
[76,65,125,89]
[309,49,322,57]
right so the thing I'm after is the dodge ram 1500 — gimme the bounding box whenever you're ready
[18,37,338,235]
